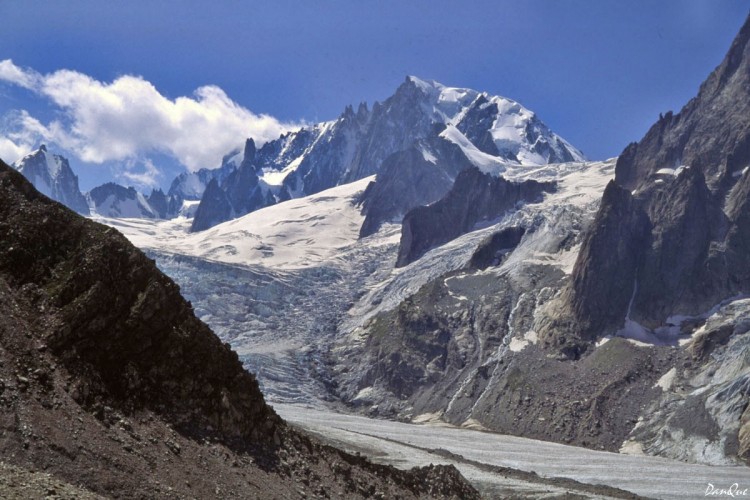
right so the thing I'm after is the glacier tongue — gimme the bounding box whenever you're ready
[142,227,402,406]
[100,176,403,405]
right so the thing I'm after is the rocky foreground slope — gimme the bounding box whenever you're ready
[0,160,478,499]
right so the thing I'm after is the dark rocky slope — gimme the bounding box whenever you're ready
[542,13,750,350]
[0,160,478,499]
[396,167,554,267]
[335,260,674,454]
[358,134,473,238]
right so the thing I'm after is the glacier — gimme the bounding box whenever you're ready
[98,159,614,407]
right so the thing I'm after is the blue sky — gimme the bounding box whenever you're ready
[0,1,747,191]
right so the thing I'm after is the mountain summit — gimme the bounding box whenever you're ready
[401,76,583,165]
[190,76,584,231]
[12,145,90,215]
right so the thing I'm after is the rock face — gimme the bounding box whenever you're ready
[358,133,474,237]
[467,226,526,270]
[11,145,89,215]
[0,159,479,499]
[190,139,278,231]
[396,167,555,267]
[742,404,750,462]
[192,76,584,231]
[546,181,651,352]
[146,188,170,219]
[624,298,750,465]
[543,13,750,347]
[191,178,233,231]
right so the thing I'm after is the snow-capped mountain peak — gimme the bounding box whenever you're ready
[403,75,480,122]
[87,182,159,219]
[14,145,64,183]
[12,145,90,215]
[399,76,585,166]
[189,76,585,230]
[406,75,442,91]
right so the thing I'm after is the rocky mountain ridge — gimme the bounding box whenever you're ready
[357,133,474,238]
[190,76,584,231]
[541,12,750,352]
[11,145,184,220]
[396,166,556,267]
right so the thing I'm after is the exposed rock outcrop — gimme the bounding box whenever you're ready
[358,134,473,237]
[625,298,750,465]
[741,404,750,462]
[190,178,233,231]
[191,139,277,232]
[396,167,554,267]
[543,13,750,347]
[467,226,526,270]
[146,188,170,219]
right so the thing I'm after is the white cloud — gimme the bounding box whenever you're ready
[0,59,40,89]
[118,158,162,189]
[0,137,32,165]
[0,110,46,164]
[0,60,297,172]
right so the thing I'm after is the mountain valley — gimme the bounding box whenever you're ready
[4,14,750,499]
